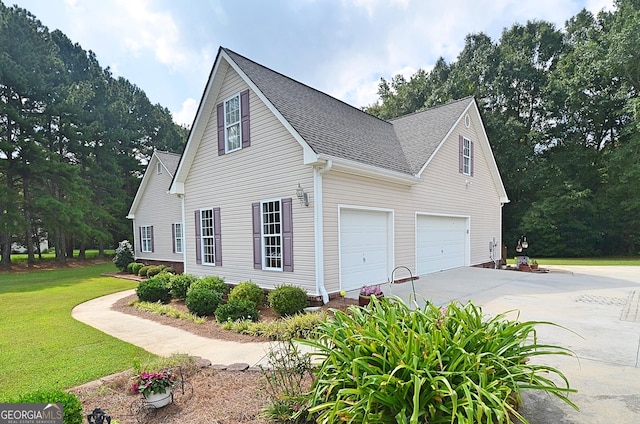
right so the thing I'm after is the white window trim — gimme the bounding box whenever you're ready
[200,208,216,265]
[462,136,471,176]
[261,198,283,271]
[174,222,183,254]
[224,93,242,154]
[156,162,163,174]
[141,225,152,253]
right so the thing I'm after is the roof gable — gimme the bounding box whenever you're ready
[171,47,506,199]
[127,150,180,219]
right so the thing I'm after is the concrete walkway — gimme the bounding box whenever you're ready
[72,290,275,366]
[74,265,640,423]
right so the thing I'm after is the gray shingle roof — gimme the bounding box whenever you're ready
[391,97,473,174]
[155,150,180,176]
[224,48,472,176]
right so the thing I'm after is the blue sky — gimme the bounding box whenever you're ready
[10,0,613,127]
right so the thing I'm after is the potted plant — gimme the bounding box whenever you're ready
[131,369,176,408]
[530,259,539,270]
[359,284,384,306]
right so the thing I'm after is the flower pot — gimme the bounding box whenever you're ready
[359,294,384,306]
[531,264,539,270]
[519,265,531,272]
[145,389,172,408]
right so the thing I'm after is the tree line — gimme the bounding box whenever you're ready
[365,0,640,258]
[0,2,187,266]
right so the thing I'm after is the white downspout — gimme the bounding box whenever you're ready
[314,160,332,304]
[179,194,187,274]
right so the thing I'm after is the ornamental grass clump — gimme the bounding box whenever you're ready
[300,297,578,424]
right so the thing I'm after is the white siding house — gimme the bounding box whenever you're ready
[133,47,509,302]
[127,150,184,273]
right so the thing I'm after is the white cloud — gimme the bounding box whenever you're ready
[172,98,198,128]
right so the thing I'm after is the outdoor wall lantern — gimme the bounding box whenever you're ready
[296,183,309,206]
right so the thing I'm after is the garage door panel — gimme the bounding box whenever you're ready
[340,210,390,291]
[417,215,467,275]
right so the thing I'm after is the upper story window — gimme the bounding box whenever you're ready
[459,135,474,177]
[156,162,163,174]
[224,95,241,153]
[462,137,471,175]
[217,90,250,156]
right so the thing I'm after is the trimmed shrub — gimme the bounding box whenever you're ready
[228,281,264,307]
[112,240,134,271]
[215,299,259,323]
[14,390,83,424]
[136,274,172,303]
[188,275,229,296]
[131,262,145,275]
[185,287,223,317]
[301,298,577,424]
[164,267,176,274]
[170,274,199,300]
[126,262,136,273]
[268,284,308,317]
[146,265,164,277]
[137,265,152,277]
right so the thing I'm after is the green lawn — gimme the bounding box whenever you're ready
[0,262,153,400]
[507,257,640,266]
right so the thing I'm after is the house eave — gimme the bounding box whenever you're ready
[315,154,420,186]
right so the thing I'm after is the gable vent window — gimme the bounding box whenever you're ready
[459,135,474,176]
[156,162,162,174]
[217,90,251,155]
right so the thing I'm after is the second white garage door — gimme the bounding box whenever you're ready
[340,209,391,292]
[416,215,468,275]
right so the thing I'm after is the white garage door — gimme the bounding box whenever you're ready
[340,209,390,291]
[416,215,467,275]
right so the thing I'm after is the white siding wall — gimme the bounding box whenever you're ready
[321,110,502,293]
[183,67,317,293]
[133,156,183,262]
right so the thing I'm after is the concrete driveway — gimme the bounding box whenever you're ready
[384,266,640,424]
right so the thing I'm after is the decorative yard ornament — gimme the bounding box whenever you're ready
[86,407,111,424]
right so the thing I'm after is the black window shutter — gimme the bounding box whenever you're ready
[217,103,225,156]
[195,210,202,264]
[150,226,154,252]
[138,226,142,252]
[458,135,463,174]
[470,140,475,176]
[171,223,176,253]
[214,207,222,266]
[252,202,262,269]
[241,89,251,148]
[282,198,293,272]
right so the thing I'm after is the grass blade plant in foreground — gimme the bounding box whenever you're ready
[300,297,578,424]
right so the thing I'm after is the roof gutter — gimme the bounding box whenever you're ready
[313,154,420,186]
